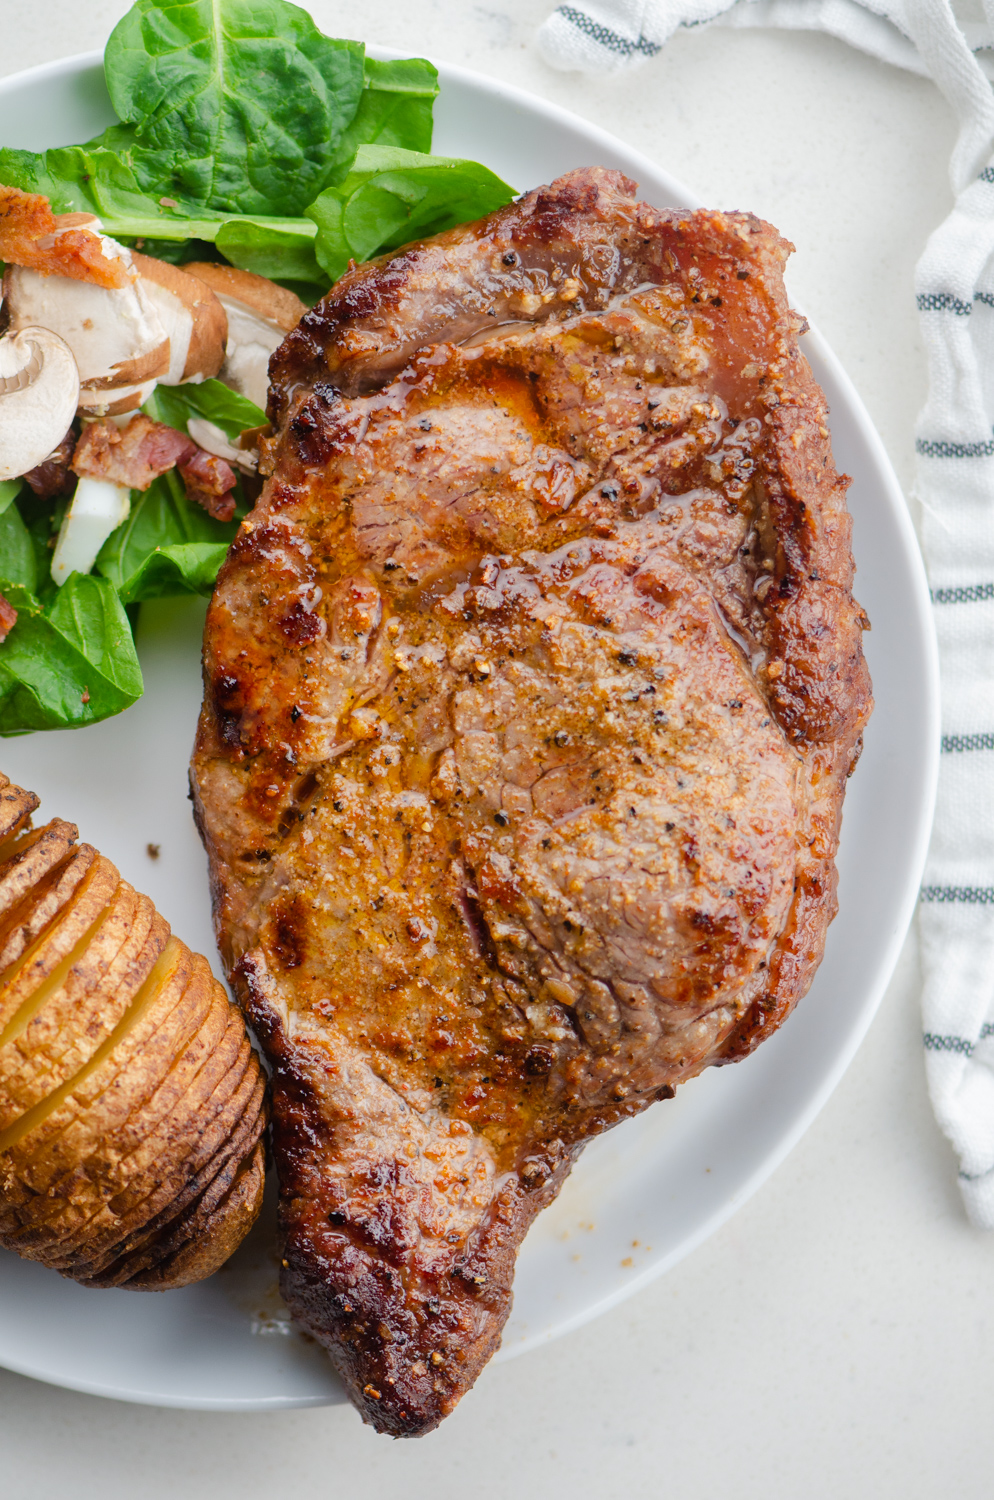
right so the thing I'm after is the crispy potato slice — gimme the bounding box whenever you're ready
[50,1038,263,1275]
[0,885,169,1128]
[0,775,38,846]
[75,1081,266,1285]
[0,845,98,974]
[0,877,141,1062]
[0,854,119,1038]
[35,1087,261,1276]
[4,939,205,1189]
[0,775,267,1287]
[0,971,222,1260]
[3,939,199,1184]
[0,821,77,926]
[0,973,229,1247]
[78,1134,262,1288]
[0,940,191,1183]
[41,1023,259,1269]
[90,1123,266,1290]
[1,999,250,1257]
[30,965,225,1195]
[122,1138,266,1291]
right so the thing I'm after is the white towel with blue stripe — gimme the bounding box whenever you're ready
[539,0,994,1226]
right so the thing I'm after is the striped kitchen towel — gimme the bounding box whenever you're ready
[539,0,994,1226]
[537,0,994,84]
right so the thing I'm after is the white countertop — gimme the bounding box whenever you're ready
[1,4,986,1497]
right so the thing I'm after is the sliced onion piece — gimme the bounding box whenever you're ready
[185,416,257,473]
[51,479,131,587]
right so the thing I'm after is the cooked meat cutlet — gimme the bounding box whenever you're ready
[191,168,872,1436]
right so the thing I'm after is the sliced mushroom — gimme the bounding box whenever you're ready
[3,250,234,417]
[51,477,131,587]
[4,261,169,416]
[0,327,80,482]
[131,255,228,386]
[184,264,306,411]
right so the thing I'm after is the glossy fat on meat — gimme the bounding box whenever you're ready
[191,169,872,1436]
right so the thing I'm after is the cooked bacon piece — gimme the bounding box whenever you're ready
[72,414,237,518]
[0,593,18,644]
[72,414,196,492]
[0,185,130,289]
[24,429,76,498]
[178,449,237,522]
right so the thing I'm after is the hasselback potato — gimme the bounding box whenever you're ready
[0,774,267,1290]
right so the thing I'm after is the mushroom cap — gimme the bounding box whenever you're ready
[0,327,80,482]
[132,255,228,385]
[182,263,306,332]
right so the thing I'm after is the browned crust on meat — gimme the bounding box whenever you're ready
[193,168,872,1435]
[235,955,574,1433]
[273,1048,572,1431]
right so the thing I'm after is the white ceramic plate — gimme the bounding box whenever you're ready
[0,48,939,1411]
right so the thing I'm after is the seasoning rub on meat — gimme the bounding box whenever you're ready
[191,168,872,1436]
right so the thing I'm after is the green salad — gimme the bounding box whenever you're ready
[0,0,516,736]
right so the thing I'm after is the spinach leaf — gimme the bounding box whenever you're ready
[307,144,516,281]
[104,0,365,216]
[11,488,62,607]
[333,57,438,168]
[114,541,232,605]
[0,3,518,736]
[0,140,335,272]
[215,216,323,282]
[95,467,239,602]
[0,143,212,236]
[0,18,473,302]
[0,480,22,518]
[0,574,143,735]
[0,137,332,293]
[145,378,265,441]
[0,497,37,593]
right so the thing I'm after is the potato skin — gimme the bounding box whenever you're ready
[0,775,268,1291]
[114,1138,267,1290]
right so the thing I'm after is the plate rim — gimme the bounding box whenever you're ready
[0,44,939,1406]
